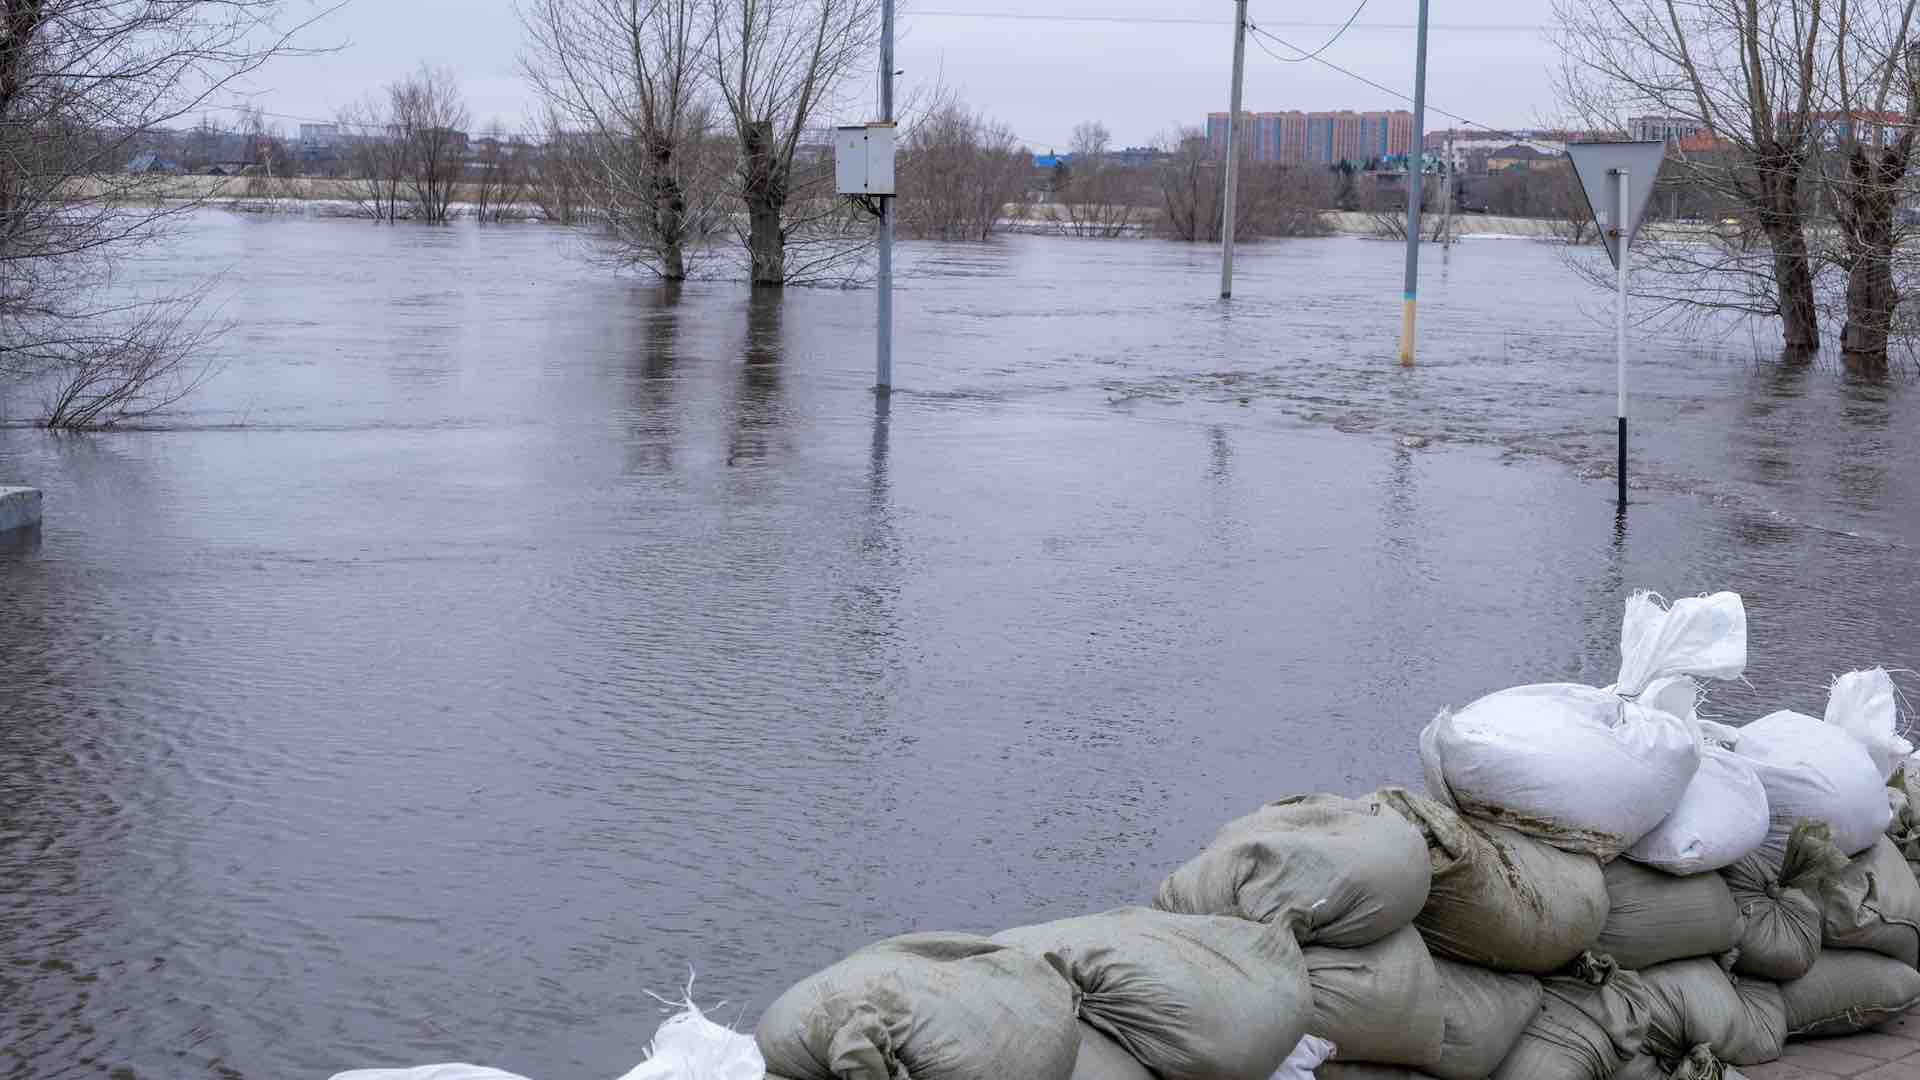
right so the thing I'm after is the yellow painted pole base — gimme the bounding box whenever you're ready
[1399,298,1418,367]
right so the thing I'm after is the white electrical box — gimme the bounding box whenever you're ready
[835,123,896,196]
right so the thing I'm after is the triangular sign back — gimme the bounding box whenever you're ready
[1567,141,1667,269]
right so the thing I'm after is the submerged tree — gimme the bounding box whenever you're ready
[0,0,333,429]
[521,0,719,279]
[396,66,470,225]
[709,0,879,286]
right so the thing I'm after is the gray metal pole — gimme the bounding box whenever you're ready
[1219,0,1248,300]
[1397,0,1430,366]
[1616,169,1630,510]
[876,0,895,392]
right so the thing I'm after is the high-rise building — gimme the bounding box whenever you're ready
[1209,109,1412,165]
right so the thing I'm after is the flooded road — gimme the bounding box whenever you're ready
[3,213,1917,1079]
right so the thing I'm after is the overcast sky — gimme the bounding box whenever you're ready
[236,0,1562,148]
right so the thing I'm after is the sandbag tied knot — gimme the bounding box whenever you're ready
[1568,951,1621,987]
[1670,1044,1729,1080]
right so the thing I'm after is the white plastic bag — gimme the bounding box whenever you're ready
[1825,668,1911,782]
[1421,592,1745,859]
[1625,743,1770,874]
[326,1060,529,1068]
[1737,709,1891,865]
[1268,1035,1335,1080]
[619,999,765,1080]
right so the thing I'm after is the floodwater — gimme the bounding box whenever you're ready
[3,213,1918,1079]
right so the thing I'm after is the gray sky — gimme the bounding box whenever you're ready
[237,0,1562,147]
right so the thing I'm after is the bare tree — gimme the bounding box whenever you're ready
[394,66,470,224]
[339,95,411,222]
[521,0,718,278]
[1155,128,1225,241]
[471,122,531,223]
[1821,3,1920,365]
[709,0,879,286]
[0,0,331,429]
[897,101,1027,240]
[1555,0,1828,355]
[1052,120,1143,238]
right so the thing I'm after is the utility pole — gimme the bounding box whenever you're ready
[1398,0,1431,365]
[1615,168,1630,511]
[1219,0,1249,300]
[1440,134,1455,247]
[876,0,895,392]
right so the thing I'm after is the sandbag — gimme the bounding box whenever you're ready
[1269,1036,1335,1080]
[1826,669,1912,782]
[1737,709,1890,869]
[1618,1046,1747,1080]
[1637,958,1782,1067]
[1723,821,1850,981]
[993,908,1306,1080]
[1820,835,1920,967]
[1626,745,1770,875]
[1783,948,1920,1038]
[756,933,1080,1080]
[1889,778,1920,879]
[1430,959,1542,1080]
[1595,860,1740,970]
[1318,1068,1442,1080]
[1378,788,1608,973]
[1490,953,1653,1080]
[1303,926,1445,1070]
[1069,1024,1152,1080]
[1152,792,1429,947]
[1421,592,1743,859]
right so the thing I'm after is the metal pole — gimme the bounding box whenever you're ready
[876,0,895,392]
[1397,0,1430,366]
[1219,0,1248,300]
[1616,169,1630,511]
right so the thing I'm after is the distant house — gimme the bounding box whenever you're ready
[204,161,261,177]
[126,153,181,175]
[1487,144,1560,172]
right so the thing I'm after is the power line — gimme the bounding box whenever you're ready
[1260,0,1373,63]
[1245,23,1539,146]
[911,9,1543,32]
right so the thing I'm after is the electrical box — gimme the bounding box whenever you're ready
[835,123,896,196]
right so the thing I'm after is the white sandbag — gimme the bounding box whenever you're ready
[616,997,766,1080]
[332,1069,530,1080]
[1303,926,1446,1070]
[1316,1067,1441,1080]
[1783,948,1920,1038]
[1429,959,1542,1080]
[1737,709,1891,867]
[1594,860,1741,970]
[1268,1035,1335,1080]
[1153,793,1430,947]
[756,932,1080,1080]
[1626,746,1769,875]
[1379,789,1608,974]
[995,908,1308,1080]
[1070,1024,1154,1080]
[1819,835,1920,967]
[326,1060,529,1068]
[1421,592,1743,858]
[1827,669,1912,782]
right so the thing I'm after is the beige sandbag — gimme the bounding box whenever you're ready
[1597,860,1741,970]
[1153,793,1430,947]
[1069,1024,1152,1080]
[1378,788,1608,973]
[1820,835,1920,967]
[994,908,1307,1080]
[1430,959,1542,1080]
[1783,948,1920,1038]
[756,933,1080,1080]
[1490,953,1653,1080]
[1723,821,1850,981]
[1637,958,1784,1067]
[1304,926,1446,1070]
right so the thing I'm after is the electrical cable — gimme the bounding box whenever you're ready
[1258,0,1373,63]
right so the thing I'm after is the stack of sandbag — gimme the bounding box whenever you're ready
[1420,591,1746,860]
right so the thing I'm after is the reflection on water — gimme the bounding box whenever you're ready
[3,214,1920,1079]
